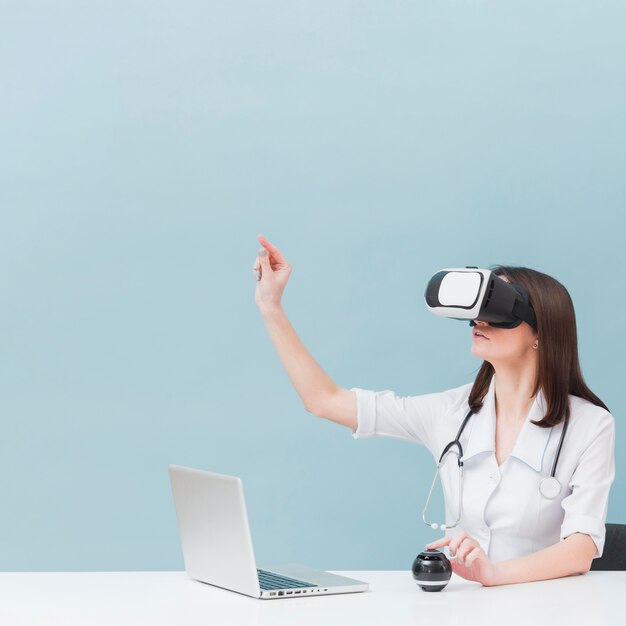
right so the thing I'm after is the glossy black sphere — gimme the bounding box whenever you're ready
[411,549,452,592]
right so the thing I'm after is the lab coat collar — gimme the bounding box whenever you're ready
[462,375,551,472]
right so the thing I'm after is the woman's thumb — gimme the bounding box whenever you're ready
[258,248,271,271]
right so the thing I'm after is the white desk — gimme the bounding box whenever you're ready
[0,570,622,626]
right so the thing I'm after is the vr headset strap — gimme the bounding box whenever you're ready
[512,297,537,330]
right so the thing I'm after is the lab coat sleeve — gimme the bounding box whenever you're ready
[559,409,616,560]
[349,384,471,455]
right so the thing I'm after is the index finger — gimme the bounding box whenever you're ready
[425,536,451,550]
[257,233,288,263]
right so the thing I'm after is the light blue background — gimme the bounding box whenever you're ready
[1,0,624,571]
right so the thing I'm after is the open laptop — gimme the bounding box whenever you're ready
[168,465,369,599]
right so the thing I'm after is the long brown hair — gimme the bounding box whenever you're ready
[467,265,609,428]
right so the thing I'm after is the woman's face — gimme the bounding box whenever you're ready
[470,320,537,363]
[469,276,538,364]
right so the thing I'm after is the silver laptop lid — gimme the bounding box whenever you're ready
[168,465,261,597]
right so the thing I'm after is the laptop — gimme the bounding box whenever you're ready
[168,465,369,599]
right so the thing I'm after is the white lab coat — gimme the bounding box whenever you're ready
[351,374,615,563]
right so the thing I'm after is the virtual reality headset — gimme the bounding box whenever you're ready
[424,267,537,330]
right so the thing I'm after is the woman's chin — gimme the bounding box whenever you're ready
[470,345,490,359]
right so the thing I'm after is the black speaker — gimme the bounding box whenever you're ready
[411,550,452,592]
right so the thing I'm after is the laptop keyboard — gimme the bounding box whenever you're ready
[257,569,318,590]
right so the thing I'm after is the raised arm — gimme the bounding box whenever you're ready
[252,234,357,430]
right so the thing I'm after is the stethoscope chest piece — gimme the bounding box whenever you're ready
[539,476,561,499]
[411,550,452,592]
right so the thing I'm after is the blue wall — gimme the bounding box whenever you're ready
[1,0,624,570]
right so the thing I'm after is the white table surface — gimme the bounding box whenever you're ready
[0,570,622,626]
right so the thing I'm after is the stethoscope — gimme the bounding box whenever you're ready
[422,407,569,530]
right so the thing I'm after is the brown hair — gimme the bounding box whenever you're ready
[467,265,609,428]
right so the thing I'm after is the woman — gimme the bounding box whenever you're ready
[251,233,615,587]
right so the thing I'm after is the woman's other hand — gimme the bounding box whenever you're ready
[426,531,497,586]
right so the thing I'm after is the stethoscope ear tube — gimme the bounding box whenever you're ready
[422,456,464,531]
[423,408,473,531]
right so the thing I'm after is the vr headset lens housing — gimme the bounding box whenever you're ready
[438,272,483,307]
[424,268,537,330]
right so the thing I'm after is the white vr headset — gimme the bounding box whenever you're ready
[424,267,537,330]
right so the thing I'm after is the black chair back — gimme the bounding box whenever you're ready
[590,523,626,571]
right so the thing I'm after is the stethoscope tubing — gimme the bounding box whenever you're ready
[423,405,568,530]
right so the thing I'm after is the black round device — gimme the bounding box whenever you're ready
[411,549,452,592]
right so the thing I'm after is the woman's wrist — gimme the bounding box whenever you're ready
[486,561,503,586]
[258,303,284,319]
